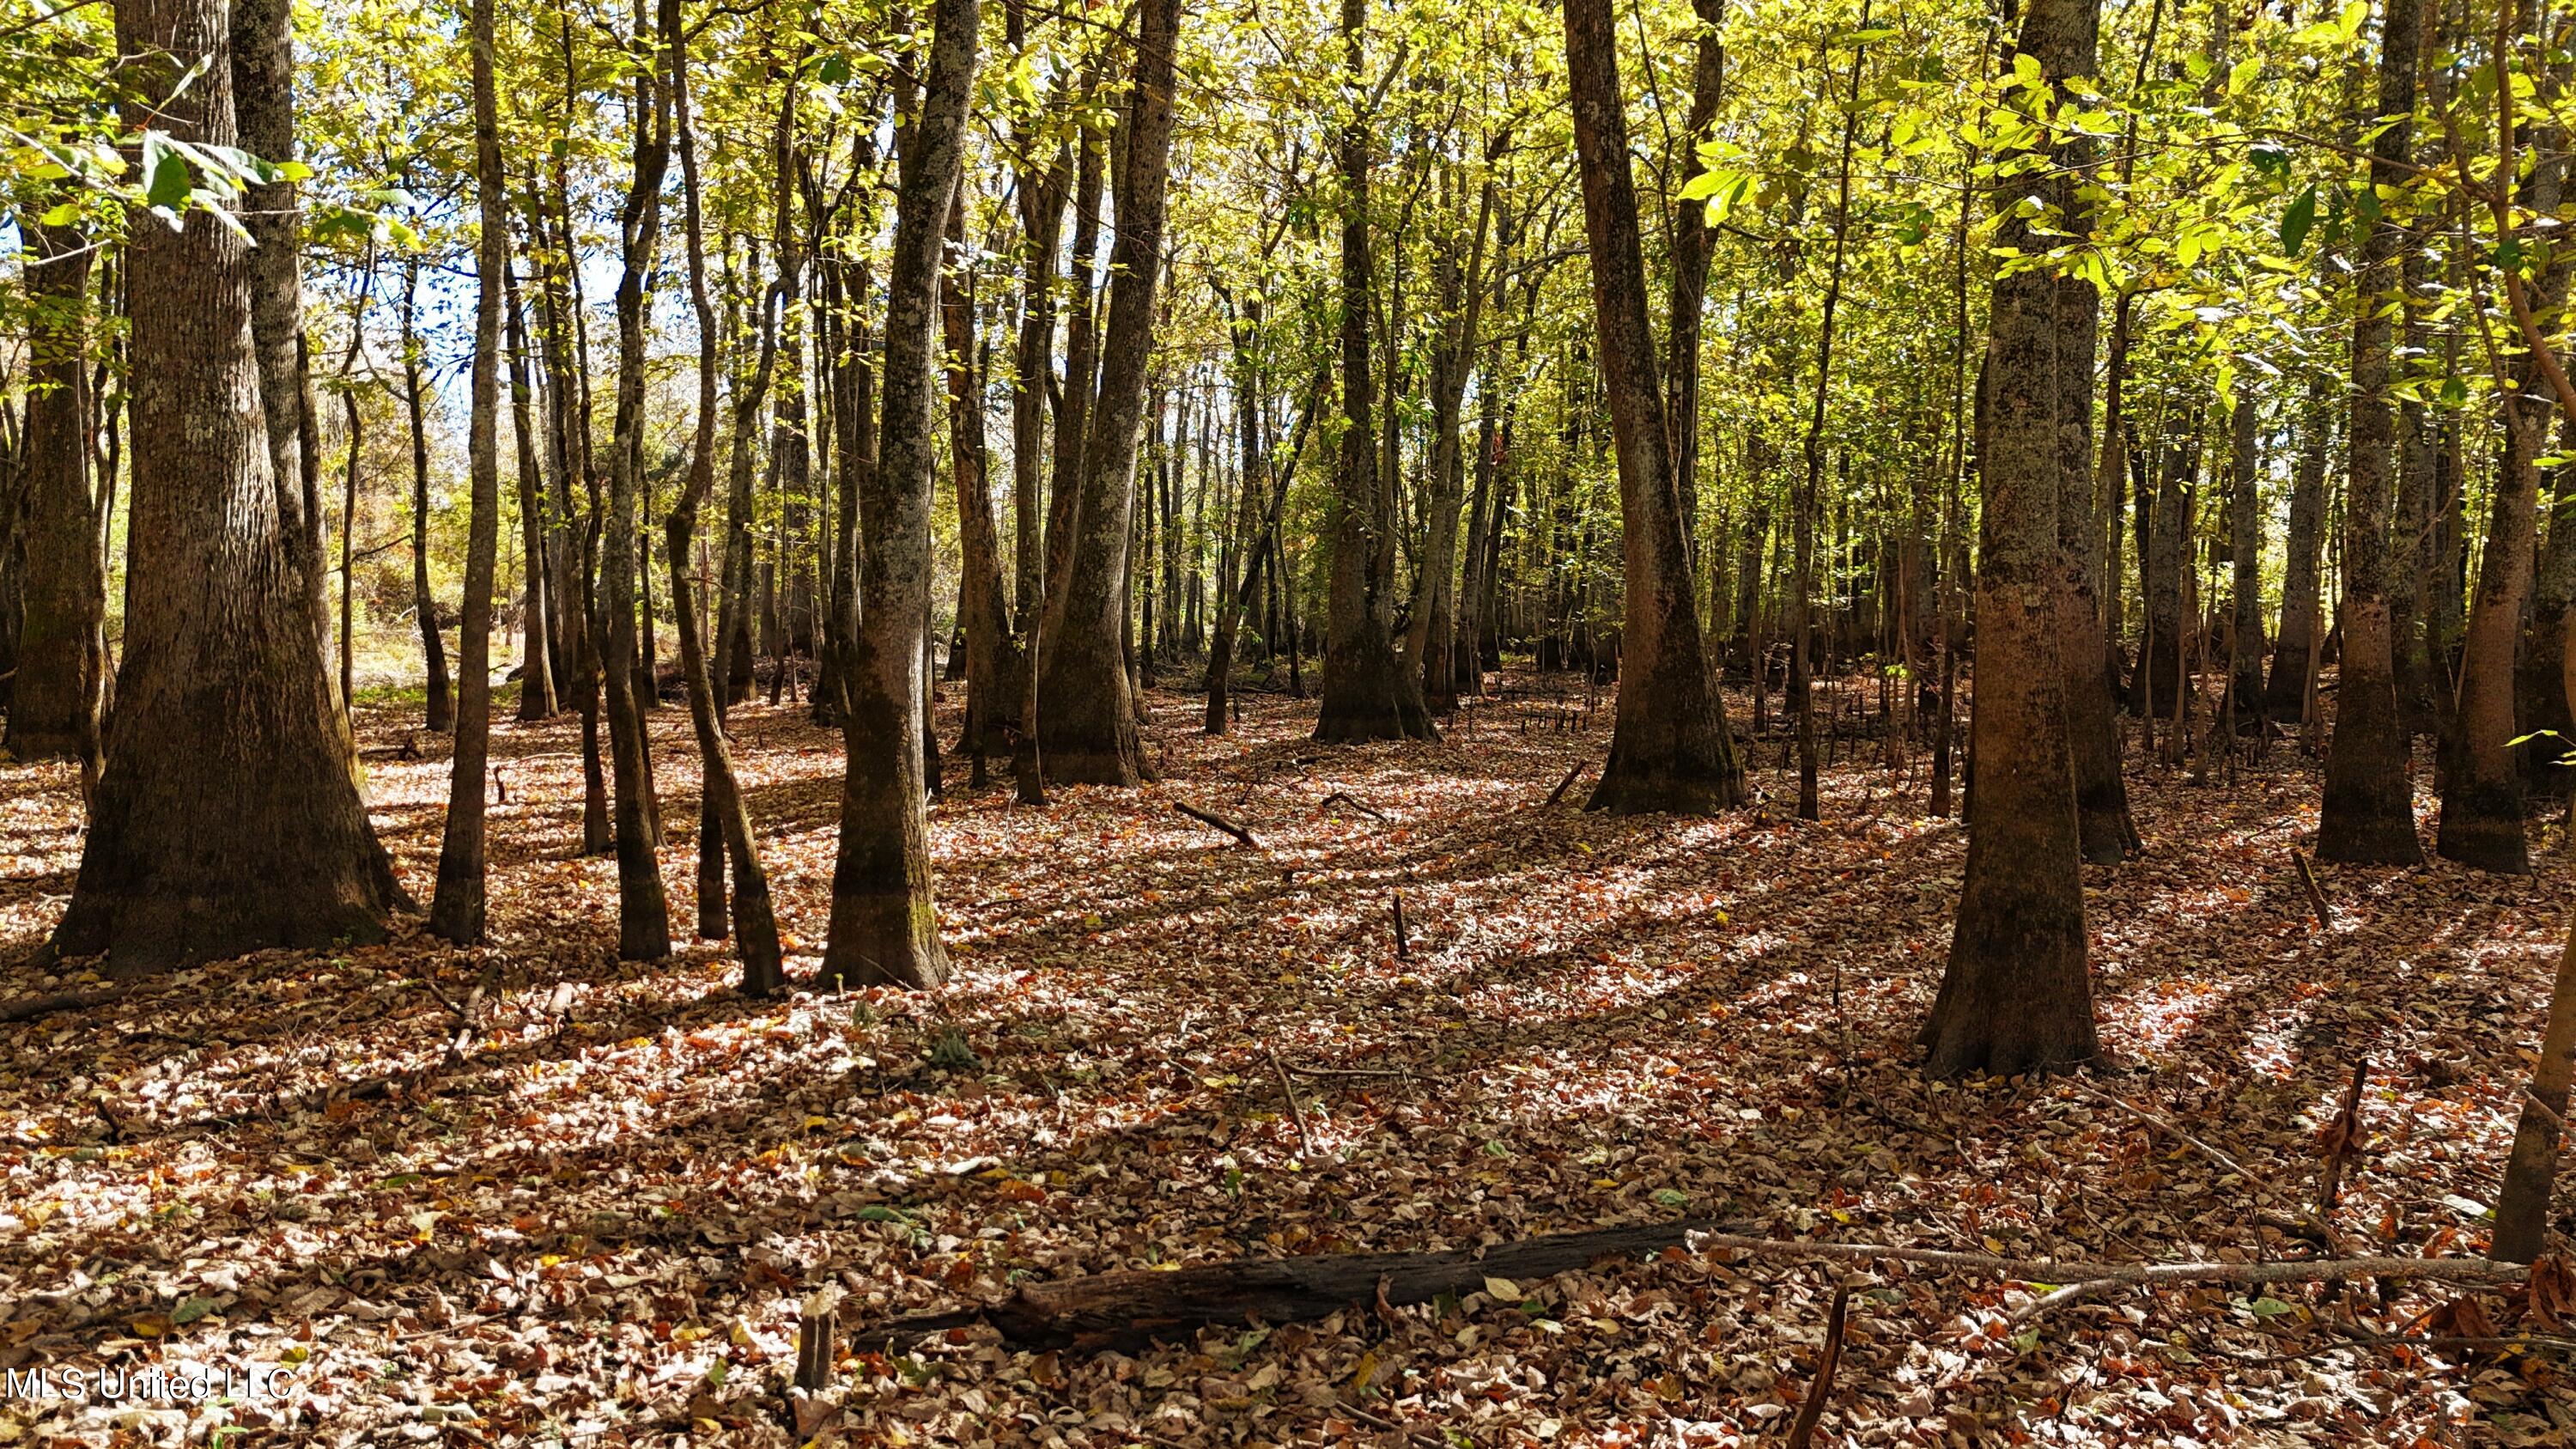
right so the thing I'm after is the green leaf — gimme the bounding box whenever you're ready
[2280,186,2317,255]
[38,203,79,227]
[1653,1187,1690,1208]
[2247,1296,2295,1317]
[142,132,193,212]
[171,1296,218,1325]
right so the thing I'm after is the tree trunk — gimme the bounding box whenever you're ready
[401,262,454,733]
[597,32,674,960]
[1315,0,1434,746]
[2494,909,2576,1263]
[821,0,980,990]
[55,0,402,966]
[428,0,507,943]
[945,197,1019,770]
[1036,1,1181,782]
[2054,147,2136,861]
[2226,387,2266,727]
[1917,0,2097,1078]
[669,0,783,995]
[2265,378,2329,720]
[9,216,106,764]
[2318,0,2427,866]
[505,261,556,721]
[1403,173,1497,717]
[1563,0,1741,813]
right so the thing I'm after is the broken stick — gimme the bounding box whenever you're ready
[2293,849,2330,928]
[1541,760,1590,807]
[1172,801,1260,848]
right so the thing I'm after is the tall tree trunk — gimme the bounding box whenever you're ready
[2439,15,2565,874]
[1315,0,1435,745]
[2318,0,2427,866]
[669,0,782,993]
[9,216,106,764]
[2225,387,2266,728]
[1036,0,1181,782]
[428,0,508,942]
[55,0,402,966]
[2522,420,2576,797]
[401,262,455,733]
[231,0,328,669]
[2266,377,2330,719]
[1917,0,2097,1078]
[1665,0,1725,568]
[506,261,556,720]
[2054,126,2136,861]
[1563,0,1741,813]
[1403,172,1497,717]
[597,22,674,959]
[945,196,1019,771]
[821,0,980,989]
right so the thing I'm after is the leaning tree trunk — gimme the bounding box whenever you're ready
[2318,0,2426,867]
[2494,908,2576,1263]
[428,0,508,943]
[54,0,401,967]
[820,0,981,990]
[1917,0,2097,1078]
[1314,0,1434,746]
[1563,0,1743,814]
[1036,0,1181,784]
[8,215,106,764]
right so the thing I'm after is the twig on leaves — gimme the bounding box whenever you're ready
[2063,1079,2340,1250]
[2293,850,2331,928]
[1267,1044,1314,1153]
[1316,789,1387,821]
[1784,1283,1854,1449]
[1541,760,1590,807]
[1174,801,1260,848]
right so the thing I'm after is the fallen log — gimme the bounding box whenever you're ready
[857,1218,2536,1354]
[860,1216,1752,1352]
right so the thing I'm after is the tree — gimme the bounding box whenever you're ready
[2315,0,2425,867]
[1036,0,1182,785]
[7,213,106,767]
[428,0,508,941]
[1917,0,2097,1078]
[52,0,402,967]
[1315,0,1434,746]
[1562,0,1741,814]
[821,0,981,990]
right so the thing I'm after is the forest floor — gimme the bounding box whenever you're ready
[0,670,2571,1447]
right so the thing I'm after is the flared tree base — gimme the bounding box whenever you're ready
[819,901,949,991]
[52,868,395,973]
[1585,755,1741,816]
[2435,784,2531,875]
[1313,701,1438,744]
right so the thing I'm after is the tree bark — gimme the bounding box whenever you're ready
[2265,378,2330,720]
[400,261,454,733]
[2494,909,2576,1263]
[1563,0,1741,813]
[2318,0,2426,866]
[1036,0,1181,784]
[428,0,509,942]
[1315,0,1435,746]
[945,197,1020,772]
[54,0,401,967]
[2226,387,2267,728]
[597,21,674,960]
[1917,0,2097,1078]
[8,216,106,764]
[505,261,556,721]
[821,0,980,990]
[669,0,783,995]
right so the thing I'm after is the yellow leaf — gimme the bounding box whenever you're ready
[1350,1350,1380,1390]
[1484,1276,1522,1303]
